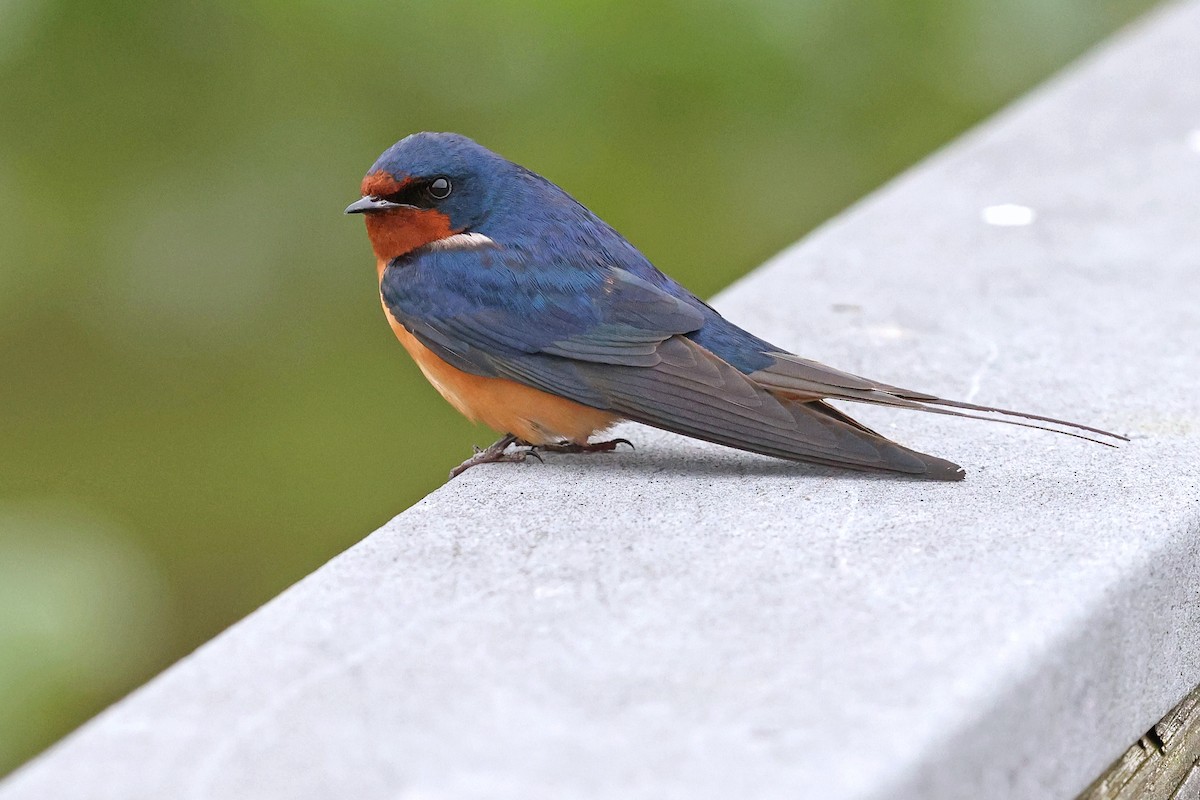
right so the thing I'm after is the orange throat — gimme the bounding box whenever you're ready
[365,209,454,265]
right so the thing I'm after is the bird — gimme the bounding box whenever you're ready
[346,132,1124,481]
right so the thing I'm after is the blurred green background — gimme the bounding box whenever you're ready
[0,0,1156,777]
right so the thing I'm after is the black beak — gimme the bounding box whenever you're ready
[344,195,411,215]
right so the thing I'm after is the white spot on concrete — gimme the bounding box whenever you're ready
[866,324,911,342]
[1188,129,1200,153]
[533,584,571,599]
[982,204,1036,226]
[428,232,497,251]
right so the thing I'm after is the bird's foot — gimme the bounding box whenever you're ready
[534,438,635,455]
[449,434,543,479]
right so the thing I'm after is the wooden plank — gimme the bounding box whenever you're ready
[1079,684,1200,800]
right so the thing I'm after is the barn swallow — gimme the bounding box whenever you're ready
[347,132,1124,480]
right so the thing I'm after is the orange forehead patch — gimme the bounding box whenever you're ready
[360,170,409,197]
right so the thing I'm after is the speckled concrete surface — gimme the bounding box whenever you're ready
[4,3,1199,799]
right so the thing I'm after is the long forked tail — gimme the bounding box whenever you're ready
[885,394,1126,444]
[751,352,1127,447]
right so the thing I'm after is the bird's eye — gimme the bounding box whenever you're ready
[428,177,452,200]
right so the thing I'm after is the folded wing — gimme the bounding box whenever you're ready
[382,248,971,479]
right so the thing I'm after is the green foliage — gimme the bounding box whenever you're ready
[0,0,1155,775]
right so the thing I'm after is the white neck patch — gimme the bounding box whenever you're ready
[428,232,498,251]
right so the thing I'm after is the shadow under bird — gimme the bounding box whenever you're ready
[346,132,1124,480]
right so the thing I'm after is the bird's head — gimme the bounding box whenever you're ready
[346,132,503,262]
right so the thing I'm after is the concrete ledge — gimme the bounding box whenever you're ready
[4,2,1200,798]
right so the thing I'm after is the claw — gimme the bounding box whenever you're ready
[533,437,636,455]
[450,433,540,478]
[449,434,634,478]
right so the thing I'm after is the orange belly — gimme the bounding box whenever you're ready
[381,301,620,445]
